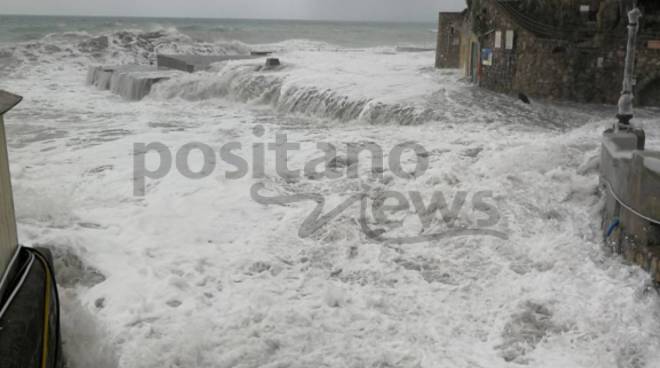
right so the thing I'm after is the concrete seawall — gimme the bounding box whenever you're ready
[87,65,182,101]
[601,130,660,282]
[88,54,274,101]
[156,54,261,73]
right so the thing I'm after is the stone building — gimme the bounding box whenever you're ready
[435,12,465,68]
[436,0,660,106]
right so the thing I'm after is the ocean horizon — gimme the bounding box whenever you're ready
[0,14,437,47]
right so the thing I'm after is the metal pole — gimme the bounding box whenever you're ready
[616,4,642,130]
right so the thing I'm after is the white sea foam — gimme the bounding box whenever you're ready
[151,49,456,124]
[2,26,660,368]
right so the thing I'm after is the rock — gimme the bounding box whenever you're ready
[265,58,281,68]
[518,92,531,104]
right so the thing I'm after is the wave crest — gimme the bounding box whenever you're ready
[151,63,434,125]
[1,27,252,67]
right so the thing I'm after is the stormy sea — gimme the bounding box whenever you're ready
[1,14,660,368]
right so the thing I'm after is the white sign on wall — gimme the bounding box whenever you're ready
[495,31,502,48]
[505,30,514,50]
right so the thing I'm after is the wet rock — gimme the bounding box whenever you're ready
[266,58,280,67]
[518,92,531,104]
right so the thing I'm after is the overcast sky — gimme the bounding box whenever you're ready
[2,0,466,22]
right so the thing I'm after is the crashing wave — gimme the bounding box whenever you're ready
[151,63,435,125]
[1,27,252,69]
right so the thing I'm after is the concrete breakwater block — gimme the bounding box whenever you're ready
[87,65,182,101]
[157,54,261,73]
[87,65,153,90]
[265,58,281,68]
[600,130,660,282]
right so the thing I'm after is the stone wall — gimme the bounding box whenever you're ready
[634,45,660,106]
[435,12,464,68]
[514,38,574,101]
[450,0,660,106]
[477,0,522,94]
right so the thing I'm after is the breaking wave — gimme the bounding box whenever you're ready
[0,27,252,71]
[151,63,435,125]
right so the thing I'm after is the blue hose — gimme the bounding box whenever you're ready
[606,218,620,238]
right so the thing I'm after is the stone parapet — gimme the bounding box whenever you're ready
[601,130,660,282]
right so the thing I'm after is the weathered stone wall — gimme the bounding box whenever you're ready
[634,45,660,106]
[477,0,522,94]
[514,39,574,101]
[435,12,464,68]
[454,0,660,106]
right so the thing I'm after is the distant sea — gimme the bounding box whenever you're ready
[0,14,437,48]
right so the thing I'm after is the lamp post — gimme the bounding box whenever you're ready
[616,4,642,131]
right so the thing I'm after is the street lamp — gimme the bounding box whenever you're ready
[616,3,642,131]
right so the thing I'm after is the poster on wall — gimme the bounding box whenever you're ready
[482,48,493,66]
[505,30,515,50]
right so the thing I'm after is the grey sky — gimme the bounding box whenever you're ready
[2,0,467,22]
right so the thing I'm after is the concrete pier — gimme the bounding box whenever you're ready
[600,130,660,282]
[0,90,21,279]
[89,53,274,99]
[87,65,182,101]
[157,54,261,73]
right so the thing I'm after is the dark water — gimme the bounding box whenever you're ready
[0,14,437,48]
